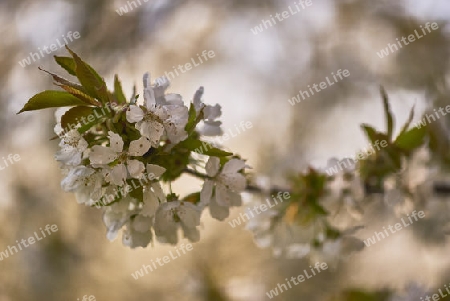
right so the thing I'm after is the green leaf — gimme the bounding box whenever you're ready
[57,84,101,106]
[65,46,109,103]
[130,84,137,104]
[380,86,394,141]
[185,103,197,132]
[398,105,415,136]
[39,67,85,92]
[114,75,127,104]
[54,56,76,76]
[153,151,191,182]
[394,126,427,151]
[204,147,233,157]
[180,138,232,157]
[128,183,144,203]
[77,118,104,134]
[185,103,204,133]
[361,124,382,145]
[383,147,402,170]
[60,106,108,130]
[18,91,88,114]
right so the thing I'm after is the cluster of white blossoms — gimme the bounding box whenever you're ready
[54,73,248,248]
[244,147,434,264]
[245,166,365,264]
[20,50,444,270]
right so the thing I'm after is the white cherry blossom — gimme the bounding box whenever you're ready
[122,216,153,248]
[192,86,223,136]
[103,207,131,241]
[61,166,103,205]
[200,157,247,220]
[55,129,88,166]
[154,201,201,244]
[89,131,150,185]
[126,73,189,145]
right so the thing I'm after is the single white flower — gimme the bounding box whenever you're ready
[154,201,201,244]
[89,131,150,185]
[126,73,189,145]
[201,120,223,136]
[61,166,103,205]
[309,226,364,265]
[102,195,141,241]
[192,86,223,136]
[53,107,71,136]
[103,207,131,241]
[122,216,153,248]
[55,129,88,166]
[152,74,184,106]
[200,157,247,220]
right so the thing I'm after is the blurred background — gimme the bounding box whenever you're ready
[2,0,450,300]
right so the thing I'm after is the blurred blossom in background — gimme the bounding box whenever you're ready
[1,0,450,300]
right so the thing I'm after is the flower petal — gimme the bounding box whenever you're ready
[55,147,82,166]
[143,73,156,108]
[132,215,153,232]
[126,159,145,179]
[136,120,164,147]
[215,183,241,207]
[141,188,159,217]
[209,196,230,221]
[178,203,201,227]
[103,209,129,241]
[200,179,214,205]
[146,164,166,179]
[181,223,200,243]
[164,93,184,106]
[107,163,127,185]
[89,145,117,165]
[126,105,145,123]
[205,157,220,177]
[219,173,246,192]
[151,182,166,202]
[122,225,152,248]
[200,120,223,136]
[222,159,246,174]
[108,131,124,153]
[128,137,151,156]
[203,104,221,121]
[192,86,204,112]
